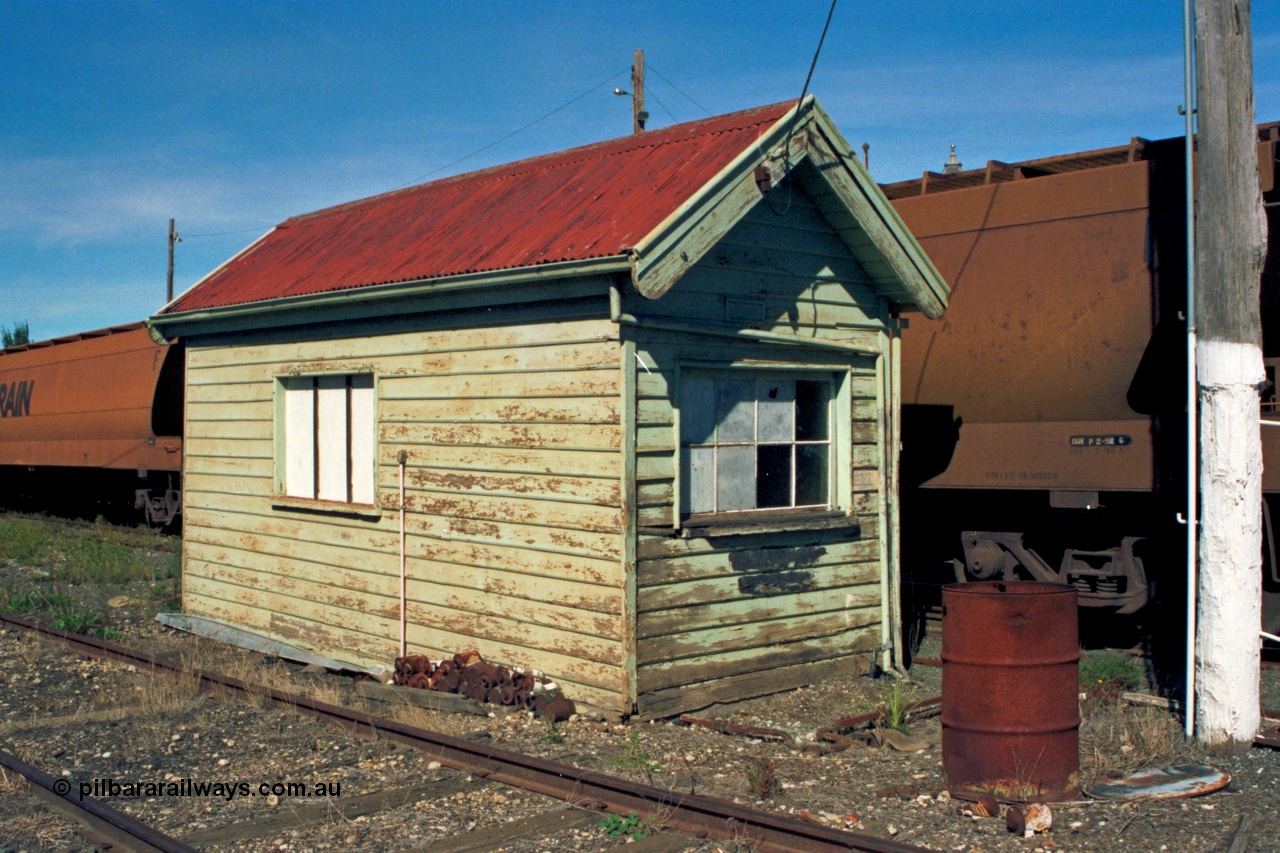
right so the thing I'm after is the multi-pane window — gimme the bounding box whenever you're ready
[680,374,832,516]
[280,374,375,505]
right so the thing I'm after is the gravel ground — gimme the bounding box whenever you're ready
[1,520,1279,853]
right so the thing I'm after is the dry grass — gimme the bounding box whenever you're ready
[744,756,777,799]
[388,702,479,738]
[0,811,80,849]
[1079,698,1194,782]
[0,765,29,796]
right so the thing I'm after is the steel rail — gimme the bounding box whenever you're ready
[0,612,934,853]
[0,747,198,853]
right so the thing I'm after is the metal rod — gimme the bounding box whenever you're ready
[398,449,408,660]
[1182,0,1198,741]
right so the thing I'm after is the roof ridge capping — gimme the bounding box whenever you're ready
[287,100,800,226]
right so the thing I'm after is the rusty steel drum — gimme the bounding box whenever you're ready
[941,581,1080,802]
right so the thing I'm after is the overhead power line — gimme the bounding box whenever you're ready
[771,0,840,217]
[185,68,633,239]
[646,87,680,125]
[643,62,713,117]
[392,67,631,189]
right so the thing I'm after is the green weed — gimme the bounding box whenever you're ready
[537,716,564,745]
[0,586,72,614]
[90,626,123,641]
[0,591,45,614]
[609,729,660,771]
[49,606,104,634]
[1079,650,1143,693]
[882,680,918,734]
[599,812,648,840]
[0,519,52,564]
[55,538,166,585]
[145,581,181,618]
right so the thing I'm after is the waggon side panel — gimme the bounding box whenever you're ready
[624,193,889,717]
[182,308,629,713]
[0,325,182,471]
[892,161,1155,491]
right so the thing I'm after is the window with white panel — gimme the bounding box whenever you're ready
[280,374,375,505]
[680,372,833,517]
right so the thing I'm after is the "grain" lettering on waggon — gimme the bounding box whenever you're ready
[0,380,34,418]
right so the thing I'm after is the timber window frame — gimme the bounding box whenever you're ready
[274,373,377,508]
[677,368,846,527]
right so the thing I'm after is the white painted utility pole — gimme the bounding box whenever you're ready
[1194,0,1267,749]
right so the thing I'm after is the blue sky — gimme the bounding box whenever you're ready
[4,1,1280,341]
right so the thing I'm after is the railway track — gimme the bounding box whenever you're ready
[0,746,197,853]
[0,611,935,853]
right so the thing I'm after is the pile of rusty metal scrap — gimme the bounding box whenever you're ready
[393,650,576,721]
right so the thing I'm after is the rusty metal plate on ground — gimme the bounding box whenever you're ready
[1084,764,1231,800]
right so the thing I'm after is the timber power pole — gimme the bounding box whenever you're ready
[167,218,179,303]
[632,49,647,134]
[1194,0,1267,749]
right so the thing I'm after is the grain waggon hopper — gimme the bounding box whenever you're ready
[883,125,1280,635]
[0,322,184,525]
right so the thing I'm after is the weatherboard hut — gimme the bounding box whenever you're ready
[149,96,948,719]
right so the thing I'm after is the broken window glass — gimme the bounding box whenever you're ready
[680,372,833,517]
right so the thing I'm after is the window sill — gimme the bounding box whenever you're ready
[666,508,860,539]
[271,496,384,521]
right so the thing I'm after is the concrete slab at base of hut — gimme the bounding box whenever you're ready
[150,96,948,719]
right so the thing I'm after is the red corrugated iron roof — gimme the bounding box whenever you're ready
[165,102,797,314]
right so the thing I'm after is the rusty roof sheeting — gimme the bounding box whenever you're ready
[164,103,796,314]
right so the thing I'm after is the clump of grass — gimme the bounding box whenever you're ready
[0,586,72,614]
[850,678,921,733]
[0,590,45,614]
[1080,650,1143,694]
[537,716,564,745]
[147,581,181,610]
[882,680,919,734]
[0,766,29,796]
[49,606,104,634]
[90,626,123,641]
[609,729,660,771]
[599,812,648,841]
[0,519,53,564]
[1080,703,1192,781]
[744,756,777,799]
[55,538,164,585]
